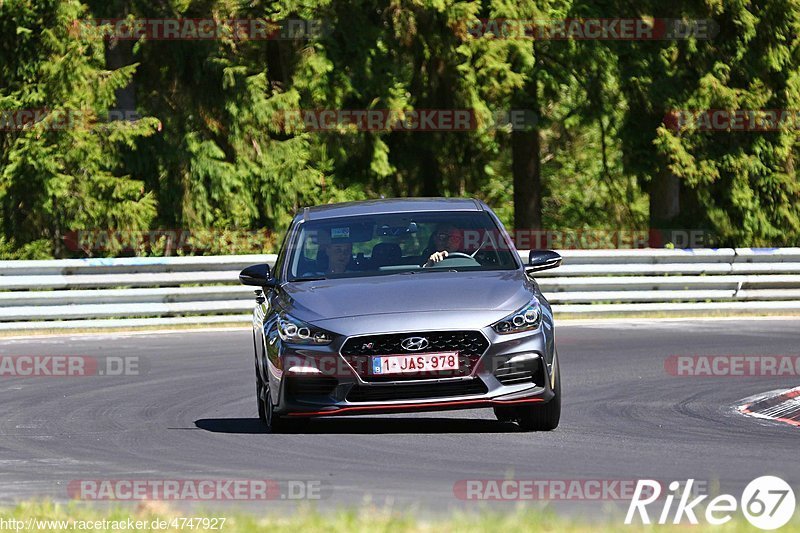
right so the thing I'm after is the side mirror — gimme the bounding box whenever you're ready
[239,264,277,287]
[526,250,562,273]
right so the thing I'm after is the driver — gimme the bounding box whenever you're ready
[424,224,465,266]
[323,241,353,274]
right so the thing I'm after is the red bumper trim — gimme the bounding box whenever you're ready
[285,396,545,417]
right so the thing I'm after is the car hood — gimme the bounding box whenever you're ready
[277,270,534,327]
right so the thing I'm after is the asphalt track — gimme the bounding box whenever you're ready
[0,318,798,516]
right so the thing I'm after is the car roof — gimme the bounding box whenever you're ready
[296,197,485,221]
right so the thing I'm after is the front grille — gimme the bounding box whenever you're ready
[347,378,488,402]
[285,376,338,397]
[340,330,489,382]
[493,357,544,386]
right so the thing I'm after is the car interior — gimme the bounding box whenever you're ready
[292,214,518,278]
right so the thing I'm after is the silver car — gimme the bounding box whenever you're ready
[240,198,562,432]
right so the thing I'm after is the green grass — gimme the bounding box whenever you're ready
[1,501,798,532]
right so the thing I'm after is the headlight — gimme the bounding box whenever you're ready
[491,299,542,334]
[277,313,334,345]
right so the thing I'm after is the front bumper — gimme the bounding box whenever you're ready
[268,324,557,417]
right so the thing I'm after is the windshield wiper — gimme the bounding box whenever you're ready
[401,268,460,275]
[291,276,326,282]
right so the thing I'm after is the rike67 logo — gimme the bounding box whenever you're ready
[626,476,796,530]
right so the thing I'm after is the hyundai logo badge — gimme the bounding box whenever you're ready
[401,337,429,351]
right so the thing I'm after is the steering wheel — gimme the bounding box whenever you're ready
[422,252,478,268]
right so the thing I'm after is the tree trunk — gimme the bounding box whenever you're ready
[649,168,681,227]
[647,167,683,247]
[512,67,542,232]
[512,129,542,231]
[105,39,136,116]
[420,145,442,197]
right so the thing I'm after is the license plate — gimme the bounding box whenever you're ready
[370,352,459,375]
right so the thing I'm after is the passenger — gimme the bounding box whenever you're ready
[301,231,355,277]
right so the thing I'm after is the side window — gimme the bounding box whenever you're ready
[271,221,296,281]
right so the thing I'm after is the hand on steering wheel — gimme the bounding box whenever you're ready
[422,251,474,267]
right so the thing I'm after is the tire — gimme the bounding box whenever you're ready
[258,374,283,432]
[255,361,281,431]
[516,357,561,431]
[256,363,308,433]
[255,363,270,425]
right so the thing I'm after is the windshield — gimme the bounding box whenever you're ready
[286,211,519,281]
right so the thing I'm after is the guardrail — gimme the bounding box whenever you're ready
[1,248,799,330]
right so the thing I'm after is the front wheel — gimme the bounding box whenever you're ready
[256,367,272,426]
[515,358,561,431]
[256,366,308,433]
[256,364,282,431]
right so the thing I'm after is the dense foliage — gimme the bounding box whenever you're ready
[0,0,798,257]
